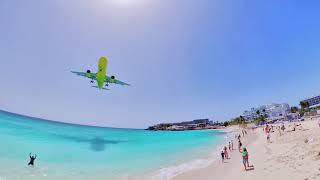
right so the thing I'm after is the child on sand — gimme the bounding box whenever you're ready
[221,151,225,163]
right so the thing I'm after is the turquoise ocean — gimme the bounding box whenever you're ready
[0,110,232,180]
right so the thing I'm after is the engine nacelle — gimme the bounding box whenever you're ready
[86,70,92,78]
[110,75,116,83]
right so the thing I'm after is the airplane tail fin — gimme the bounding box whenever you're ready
[91,86,110,90]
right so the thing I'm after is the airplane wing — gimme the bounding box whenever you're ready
[71,71,97,80]
[105,76,130,86]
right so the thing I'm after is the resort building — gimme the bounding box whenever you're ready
[242,103,290,122]
[300,95,320,107]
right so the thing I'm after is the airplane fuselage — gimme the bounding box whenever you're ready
[96,57,108,89]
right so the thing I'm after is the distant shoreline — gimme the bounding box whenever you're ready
[0,109,142,130]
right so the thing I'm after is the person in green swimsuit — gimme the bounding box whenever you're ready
[241,148,250,171]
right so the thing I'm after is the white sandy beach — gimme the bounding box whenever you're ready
[173,120,320,180]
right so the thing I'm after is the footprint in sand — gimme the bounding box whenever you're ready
[265,145,272,155]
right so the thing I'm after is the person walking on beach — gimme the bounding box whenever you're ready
[278,126,281,136]
[224,146,229,159]
[231,140,234,150]
[265,124,269,133]
[221,150,225,163]
[281,124,285,132]
[241,148,250,171]
[28,153,37,166]
[238,140,242,152]
[228,142,232,152]
[267,133,271,143]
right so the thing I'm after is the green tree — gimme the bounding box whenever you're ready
[256,110,260,115]
[254,115,265,125]
[290,106,299,113]
[300,101,310,110]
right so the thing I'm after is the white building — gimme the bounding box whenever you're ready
[264,103,290,117]
[301,95,320,107]
[242,103,290,122]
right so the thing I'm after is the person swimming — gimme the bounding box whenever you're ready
[28,153,37,166]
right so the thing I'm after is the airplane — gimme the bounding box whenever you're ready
[71,57,130,90]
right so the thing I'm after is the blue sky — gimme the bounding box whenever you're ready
[1,0,320,128]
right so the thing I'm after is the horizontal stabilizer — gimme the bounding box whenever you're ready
[91,86,110,90]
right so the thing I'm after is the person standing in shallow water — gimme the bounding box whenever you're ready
[28,153,37,166]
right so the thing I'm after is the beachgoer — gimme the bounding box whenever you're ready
[267,133,271,143]
[278,126,281,136]
[281,124,285,132]
[231,140,234,150]
[28,153,37,166]
[228,142,231,152]
[238,140,242,152]
[241,148,250,171]
[221,151,225,163]
[265,124,269,133]
[224,146,229,159]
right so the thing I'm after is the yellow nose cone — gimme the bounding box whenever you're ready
[99,57,107,67]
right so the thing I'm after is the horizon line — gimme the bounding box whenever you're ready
[0,109,142,130]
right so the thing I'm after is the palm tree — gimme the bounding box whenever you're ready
[300,101,310,110]
[256,110,260,115]
[290,106,299,113]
